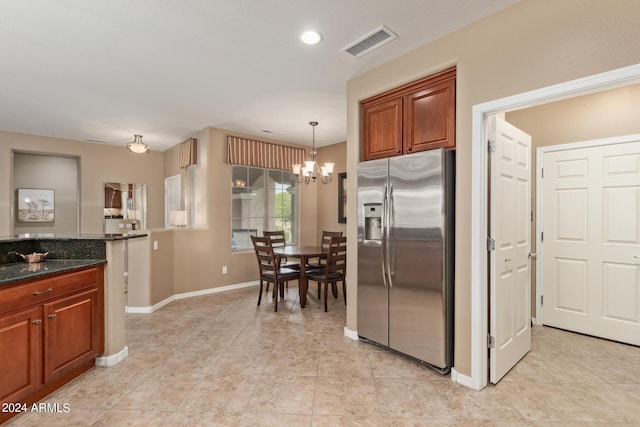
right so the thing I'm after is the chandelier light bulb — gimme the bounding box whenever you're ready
[292,121,333,185]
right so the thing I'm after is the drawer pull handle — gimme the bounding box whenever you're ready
[48,313,57,320]
[32,319,42,325]
[33,287,53,295]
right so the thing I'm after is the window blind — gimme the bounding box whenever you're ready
[227,135,305,171]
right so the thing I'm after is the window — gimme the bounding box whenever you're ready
[231,166,298,251]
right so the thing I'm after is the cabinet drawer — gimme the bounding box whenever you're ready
[0,267,98,315]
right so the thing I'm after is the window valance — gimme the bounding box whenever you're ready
[227,135,305,171]
[179,138,197,168]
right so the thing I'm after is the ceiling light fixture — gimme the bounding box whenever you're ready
[126,134,150,154]
[301,30,322,45]
[292,121,334,185]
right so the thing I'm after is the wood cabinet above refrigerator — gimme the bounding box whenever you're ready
[361,67,456,161]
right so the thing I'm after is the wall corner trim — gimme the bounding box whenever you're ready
[95,346,128,367]
[343,326,359,341]
[451,367,475,389]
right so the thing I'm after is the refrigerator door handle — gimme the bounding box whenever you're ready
[386,183,394,287]
[381,184,389,288]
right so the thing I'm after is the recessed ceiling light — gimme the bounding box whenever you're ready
[301,31,322,45]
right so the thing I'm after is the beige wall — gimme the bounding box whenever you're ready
[506,83,640,149]
[0,126,326,307]
[0,131,165,236]
[163,127,210,228]
[168,127,321,297]
[316,142,347,240]
[13,152,79,235]
[346,0,640,377]
[505,82,640,317]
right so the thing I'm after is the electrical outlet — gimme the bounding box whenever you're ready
[222,266,227,274]
[153,240,158,250]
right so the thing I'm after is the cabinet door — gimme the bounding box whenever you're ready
[404,77,455,153]
[363,97,403,161]
[0,306,41,404]
[43,289,98,384]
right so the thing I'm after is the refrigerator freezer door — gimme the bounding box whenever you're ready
[357,158,389,346]
[388,150,449,368]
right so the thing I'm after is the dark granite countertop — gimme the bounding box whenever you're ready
[0,232,148,243]
[0,259,107,286]
[0,233,147,285]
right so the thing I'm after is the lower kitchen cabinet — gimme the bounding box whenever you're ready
[0,265,104,424]
[0,306,41,405]
[43,288,99,384]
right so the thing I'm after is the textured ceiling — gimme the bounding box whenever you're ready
[0,0,520,151]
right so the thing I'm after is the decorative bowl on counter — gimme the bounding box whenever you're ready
[15,251,50,263]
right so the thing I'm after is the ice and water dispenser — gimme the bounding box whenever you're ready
[364,203,382,241]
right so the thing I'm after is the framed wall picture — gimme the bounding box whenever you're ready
[338,172,347,223]
[17,188,55,222]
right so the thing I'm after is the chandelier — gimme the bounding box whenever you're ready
[127,134,150,154]
[292,121,334,184]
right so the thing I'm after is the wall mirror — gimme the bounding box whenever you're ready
[103,182,147,234]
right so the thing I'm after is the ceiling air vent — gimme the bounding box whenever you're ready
[341,25,397,58]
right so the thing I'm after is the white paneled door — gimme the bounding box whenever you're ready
[489,117,532,384]
[541,140,640,346]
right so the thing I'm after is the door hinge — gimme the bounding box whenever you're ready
[531,210,534,222]
[541,295,544,306]
[488,139,496,153]
[487,237,495,251]
[541,231,544,243]
[541,167,544,178]
[488,334,495,349]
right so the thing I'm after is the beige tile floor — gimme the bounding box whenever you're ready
[6,283,640,426]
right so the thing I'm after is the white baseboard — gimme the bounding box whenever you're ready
[95,346,128,367]
[126,298,172,314]
[126,281,259,314]
[451,367,475,389]
[344,326,359,341]
[173,280,259,300]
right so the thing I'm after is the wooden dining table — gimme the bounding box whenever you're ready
[272,245,325,308]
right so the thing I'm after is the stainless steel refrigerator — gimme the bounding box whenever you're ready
[357,148,454,373]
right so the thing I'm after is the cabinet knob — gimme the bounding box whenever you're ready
[48,313,57,320]
[407,147,412,151]
[396,149,401,153]
[32,319,42,325]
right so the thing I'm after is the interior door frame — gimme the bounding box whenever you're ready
[467,63,640,391]
[535,133,640,326]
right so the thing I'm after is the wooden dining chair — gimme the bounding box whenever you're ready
[263,230,300,296]
[263,230,301,270]
[307,230,343,270]
[251,235,300,312]
[306,236,347,312]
